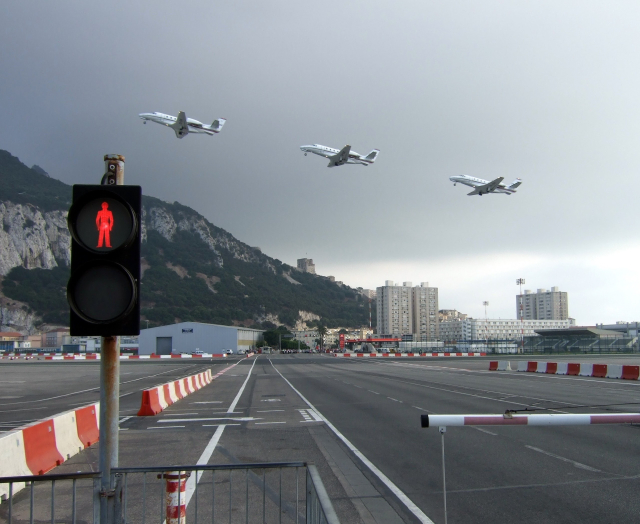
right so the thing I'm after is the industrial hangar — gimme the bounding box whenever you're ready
[138,322,263,355]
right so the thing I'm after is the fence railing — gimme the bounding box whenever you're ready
[0,462,339,524]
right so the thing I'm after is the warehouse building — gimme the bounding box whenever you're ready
[138,322,263,355]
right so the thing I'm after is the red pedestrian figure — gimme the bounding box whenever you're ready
[96,202,114,248]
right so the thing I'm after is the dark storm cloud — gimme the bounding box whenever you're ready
[2,1,639,323]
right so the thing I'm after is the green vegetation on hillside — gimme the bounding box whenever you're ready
[2,266,69,324]
[0,149,375,330]
[0,151,71,211]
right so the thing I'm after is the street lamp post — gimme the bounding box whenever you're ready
[483,301,489,351]
[516,278,525,354]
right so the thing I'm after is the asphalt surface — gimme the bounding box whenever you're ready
[1,354,640,523]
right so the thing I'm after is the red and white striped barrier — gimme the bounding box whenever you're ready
[0,403,99,499]
[421,412,640,427]
[334,352,486,358]
[497,361,640,381]
[137,365,239,416]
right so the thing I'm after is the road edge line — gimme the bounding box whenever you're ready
[269,358,435,524]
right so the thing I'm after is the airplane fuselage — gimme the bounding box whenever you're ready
[300,144,375,166]
[139,112,219,135]
[449,175,519,195]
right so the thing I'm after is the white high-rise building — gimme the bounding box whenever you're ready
[517,287,568,320]
[376,281,439,341]
[412,282,439,342]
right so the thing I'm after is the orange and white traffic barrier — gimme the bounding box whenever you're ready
[163,471,190,524]
[0,403,99,500]
[137,365,240,416]
[497,361,640,382]
[421,412,640,428]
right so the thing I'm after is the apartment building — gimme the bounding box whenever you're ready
[517,287,569,320]
[376,281,439,341]
[412,283,439,341]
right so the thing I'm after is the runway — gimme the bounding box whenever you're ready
[2,354,639,523]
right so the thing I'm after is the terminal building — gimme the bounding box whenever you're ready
[138,322,263,355]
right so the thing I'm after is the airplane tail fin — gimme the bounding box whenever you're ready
[363,149,380,163]
[507,178,522,190]
[210,118,226,132]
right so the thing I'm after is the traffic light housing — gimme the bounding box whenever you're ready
[67,185,141,336]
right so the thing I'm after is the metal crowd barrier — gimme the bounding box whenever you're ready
[0,462,339,524]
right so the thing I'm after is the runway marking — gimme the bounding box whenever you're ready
[203,423,240,427]
[257,409,285,413]
[269,359,435,524]
[179,358,258,518]
[353,367,580,413]
[412,406,431,412]
[368,390,380,394]
[0,366,192,407]
[255,421,286,425]
[119,416,132,424]
[471,427,497,436]
[163,412,199,416]
[192,401,223,404]
[261,398,281,402]
[525,445,602,472]
[158,417,259,423]
[387,397,402,403]
[147,425,185,430]
[298,409,323,422]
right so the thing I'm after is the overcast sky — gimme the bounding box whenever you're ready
[2,1,639,324]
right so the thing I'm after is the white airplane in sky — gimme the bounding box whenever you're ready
[139,111,226,139]
[449,175,522,196]
[300,144,380,167]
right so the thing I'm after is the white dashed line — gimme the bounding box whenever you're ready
[525,446,602,472]
[387,397,402,402]
[471,427,498,436]
[147,425,185,430]
[255,421,286,425]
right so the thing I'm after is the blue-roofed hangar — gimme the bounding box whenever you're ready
[138,322,263,355]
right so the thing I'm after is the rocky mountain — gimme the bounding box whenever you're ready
[0,150,371,333]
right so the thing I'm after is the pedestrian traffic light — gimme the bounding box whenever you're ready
[67,185,141,336]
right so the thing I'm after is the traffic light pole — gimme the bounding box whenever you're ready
[99,154,124,524]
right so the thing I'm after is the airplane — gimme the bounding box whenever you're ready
[449,175,522,196]
[138,111,226,139]
[300,144,380,167]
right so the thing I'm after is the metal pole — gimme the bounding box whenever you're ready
[99,154,124,524]
[439,427,447,524]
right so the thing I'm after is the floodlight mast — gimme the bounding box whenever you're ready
[482,301,489,348]
[516,278,525,354]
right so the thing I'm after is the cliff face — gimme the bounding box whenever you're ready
[0,202,70,276]
[0,149,369,333]
[0,199,273,277]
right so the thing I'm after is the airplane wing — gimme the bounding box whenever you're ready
[327,145,351,167]
[467,177,504,196]
[170,111,189,138]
